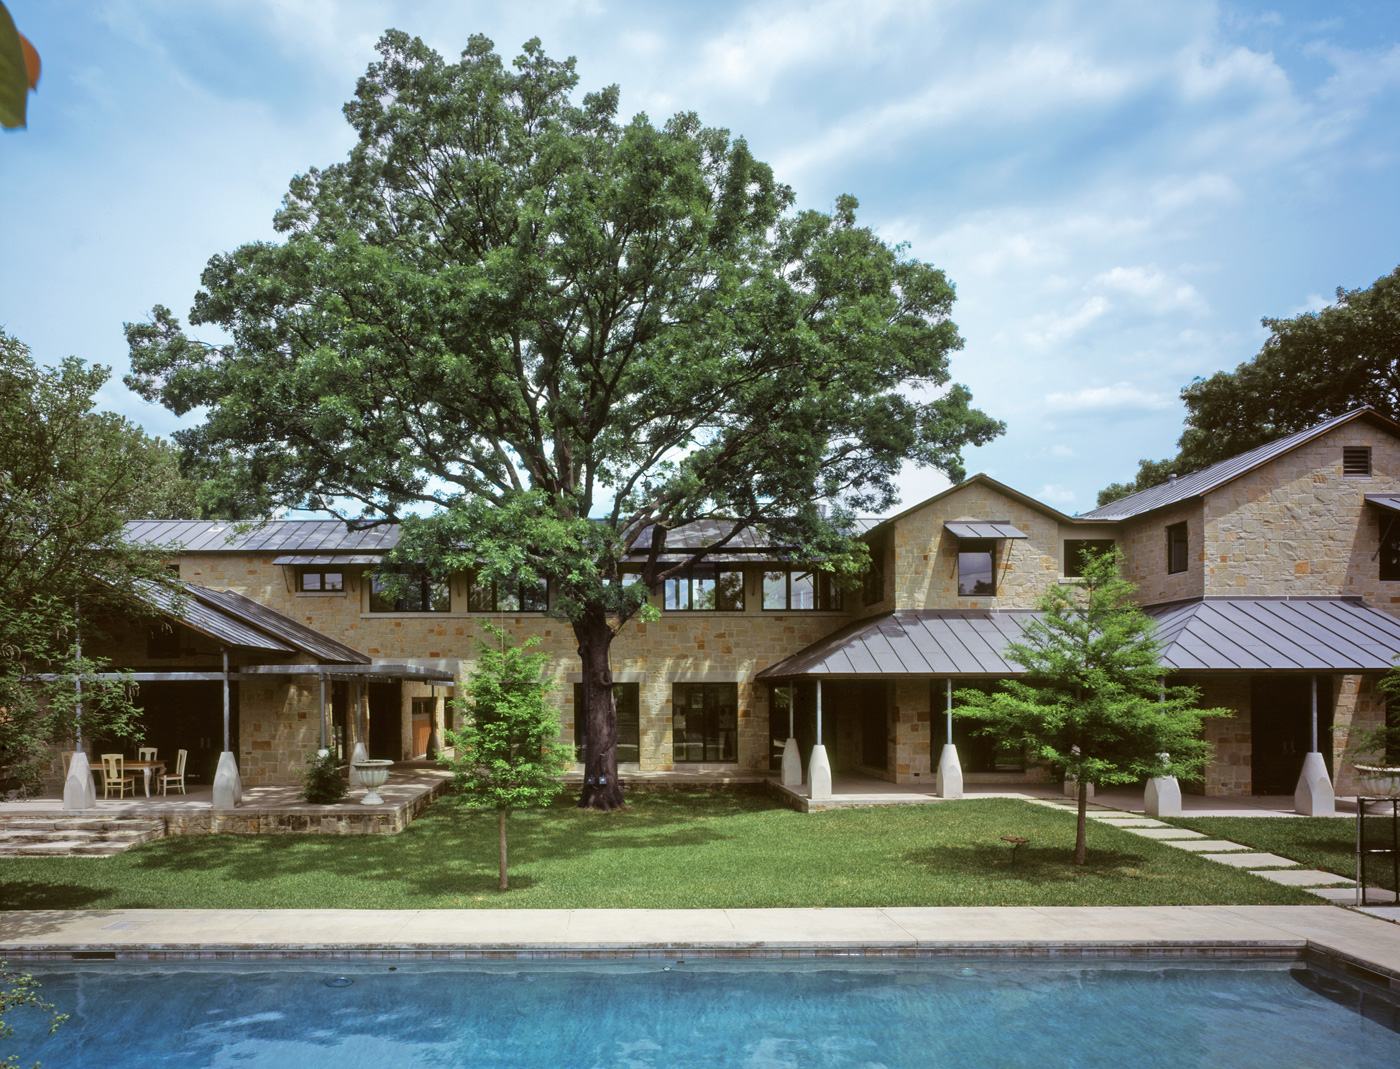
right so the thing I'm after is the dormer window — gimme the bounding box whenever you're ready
[1344,447,1372,477]
[958,540,996,596]
[298,567,344,593]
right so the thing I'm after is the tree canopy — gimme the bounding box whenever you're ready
[954,551,1223,864]
[125,31,1003,808]
[1098,264,1400,505]
[0,331,188,796]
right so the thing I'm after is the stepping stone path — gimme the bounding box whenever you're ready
[1022,796,1391,910]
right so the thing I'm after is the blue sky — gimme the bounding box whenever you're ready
[3,0,1399,517]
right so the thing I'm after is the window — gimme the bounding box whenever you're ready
[1344,447,1372,477]
[573,682,640,763]
[369,568,450,612]
[663,565,744,611]
[467,574,547,612]
[146,622,180,659]
[672,682,738,762]
[957,539,996,596]
[862,532,888,606]
[1166,523,1189,575]
[298,568,344,593]
[1063,539,1115,578]
[763,568,843,610]
[1382,527,1400,581]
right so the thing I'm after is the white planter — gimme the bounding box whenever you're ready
[352,759,393,805]
[1354,764,1400,798]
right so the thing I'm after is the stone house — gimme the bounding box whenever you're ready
[107,407,1400,797]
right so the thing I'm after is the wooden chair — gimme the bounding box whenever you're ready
[160,749,188,796]
[138,747,158,762]
[101,753,135,799]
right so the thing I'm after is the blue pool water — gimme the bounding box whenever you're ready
[7,958,1400,1068]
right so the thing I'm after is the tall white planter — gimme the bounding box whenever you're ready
[780,737,802,786]
[63,751,95,810]
[808,744,832,801]
[212,751,242,809]
[937,744,963,799]
[348,742,369,787]
[1294,751,1334,815]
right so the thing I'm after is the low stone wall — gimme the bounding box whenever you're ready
[162,775,449,836]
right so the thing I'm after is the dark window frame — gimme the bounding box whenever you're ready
[663,564,745,612]
[1381,523,1400,581]
[762,567,843,611]
[862,533,888,606]
[1063,539,1116,578]
[957,539,997,597]
[369,567,451,613]
[573,682,641,764]
[1166,523,1189,575]
[672,682,738,763]
[297,567,345,593]
[466,573,548,613]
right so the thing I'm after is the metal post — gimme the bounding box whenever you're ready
[1311,673,1319,752]
[221,650,231,752]
[816,679,823,745]
[319,674,328,750]
[946,678,953,744]
[73,596,83,747]
[788,683,795,737]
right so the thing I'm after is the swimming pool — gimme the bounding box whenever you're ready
[7,958,1400,1068]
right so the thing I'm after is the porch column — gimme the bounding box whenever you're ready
[212,649,242,808]
[349,681,368,787]
[63,595,95,810]
[1295,672,1335,815]
[937,677,963,799]
[319,674,328,750]
[1145,681,1181,816]
[808,679,832,800]
[781,682,802,786]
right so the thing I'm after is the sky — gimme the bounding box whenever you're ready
[2,0,1399,519]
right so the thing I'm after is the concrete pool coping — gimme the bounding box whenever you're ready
[4,906,1400,989]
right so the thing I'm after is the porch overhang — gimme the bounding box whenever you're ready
[944,522,1028,540]
[756,597,1400,681]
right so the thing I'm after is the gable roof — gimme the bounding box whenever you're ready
[1080,407,1400,521]
[860,474,1081,540]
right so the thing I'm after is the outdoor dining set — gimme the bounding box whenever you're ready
[61,748,188,799]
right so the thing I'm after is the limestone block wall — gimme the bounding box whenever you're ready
[891,679,934,787]
[882,483,1064,611]
[1334,673,1386,797]
[1195,427,1400,605]
[240,677,324,787]
[1191,675,1251,796]
[1117,500,1205,606]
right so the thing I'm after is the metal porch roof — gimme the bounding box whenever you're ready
[133,580,295,653]
[945,522,1028,539]
[187,587,371,664]
[756,597,1400,679]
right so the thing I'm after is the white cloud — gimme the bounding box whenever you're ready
[1042,383,1177,412]
[1038,484,1078,505]
[1093,266,1207,315]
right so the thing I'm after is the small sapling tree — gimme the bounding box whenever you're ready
[955,550,1225,864]
[446,626,573,890]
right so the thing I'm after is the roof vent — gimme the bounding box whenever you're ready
[1168,473,1177,485]
[1344,447,1372,477]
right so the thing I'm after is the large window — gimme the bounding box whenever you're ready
[1063,539,1115,578]
[763,568,843,610]
[467,574,547,612]
[298,567,344,593]
[1166,523,1189,575]
[369,568,450,613]
[573,682,640,764]
[957,539,996,596]
[672,682,737,762]
[1382,527,1400,581]
[664,565,744,611]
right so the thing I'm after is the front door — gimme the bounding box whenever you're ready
[1251,675,1333,794]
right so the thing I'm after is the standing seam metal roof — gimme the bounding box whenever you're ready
[124,519,401,553]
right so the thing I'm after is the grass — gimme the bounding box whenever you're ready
[1165,814,1399,891]
[0,792,1321,910]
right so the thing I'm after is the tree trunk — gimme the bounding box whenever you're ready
[1074,777,1088,866]
[499,807,508,891]
[574,606,624,810]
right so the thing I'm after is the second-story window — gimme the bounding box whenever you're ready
[1166,522,1189,575]
[1381,528,1400,581]
[862,532,888,606]
[664,565,744,611]
[298,568,344,593]
[763,568,843,610]
[957,539,996,596]
[467,574,547,612]
[369,568,450,613]
[1063,540,1115,578]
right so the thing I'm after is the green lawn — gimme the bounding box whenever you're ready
[1,793,1320,910]
[1165,814,1398,891]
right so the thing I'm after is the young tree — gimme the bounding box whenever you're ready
[954,551,1224,865]
[124,32,1003,809]
[0,332,189,797]
[446,627,573,890]
[1098,265,1400,505]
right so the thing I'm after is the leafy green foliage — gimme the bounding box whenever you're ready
[0,3,39,131]
[1098,265,1400,505]
[954,550,1226,863]
[298,749,348,805]
[0,332,196,797]
[124,32,1002,806]
[1,960,66,1069]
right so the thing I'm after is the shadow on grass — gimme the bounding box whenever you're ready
[0,879,110,911]
[900,845,1156,883]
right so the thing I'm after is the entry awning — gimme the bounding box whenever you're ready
[756,597,1400,680]
[271,553,383,565]
[944,522,1028,539]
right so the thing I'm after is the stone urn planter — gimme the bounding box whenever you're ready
[1354,765,1400,798]
[351,759,394,805]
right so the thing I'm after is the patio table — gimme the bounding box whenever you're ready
[93,759,166,799]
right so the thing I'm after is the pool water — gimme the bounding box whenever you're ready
[7,958,1400,1068]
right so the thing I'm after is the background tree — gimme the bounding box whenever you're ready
[1098,265,1400,505]
[445,627,573,890]
[125,31,1004,810]
[954,551,1224,865]
[0,331,187,796]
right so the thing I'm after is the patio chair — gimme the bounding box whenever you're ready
[101,753,135,799]
[138,747,158,762]
[160,749,188,796]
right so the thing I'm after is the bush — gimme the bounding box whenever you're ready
[298,749,347,805]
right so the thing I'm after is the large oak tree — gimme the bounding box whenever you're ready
[1098,264,1400,505]
[126,32,1003,809]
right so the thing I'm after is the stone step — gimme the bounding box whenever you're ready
[0,815,165,856]
[0,840,131,857]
